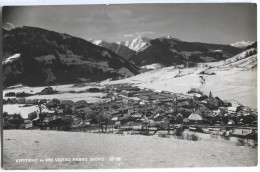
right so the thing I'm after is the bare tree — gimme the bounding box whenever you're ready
[37,100,44,130]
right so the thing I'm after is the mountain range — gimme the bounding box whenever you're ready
[90,36,246,67]
[2,26,255,87]
[129,37,244,67]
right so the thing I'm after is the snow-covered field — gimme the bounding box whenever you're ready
[3,130,257,169]
[3,104,54,119]
[3,84,107,102]
[140,63,164,70]
[3,84,104,96]
[3,84,107,118]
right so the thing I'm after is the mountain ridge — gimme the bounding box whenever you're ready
[130,37,244,67]
[2,26,140,87]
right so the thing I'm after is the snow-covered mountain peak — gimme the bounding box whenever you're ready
[119,36,151,51]
[230,41,254,48]
[88,38,102,46]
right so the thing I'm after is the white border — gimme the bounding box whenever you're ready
[0,0,258,6]
[0,1,259,172]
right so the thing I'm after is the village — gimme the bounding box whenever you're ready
[2,83,258,142]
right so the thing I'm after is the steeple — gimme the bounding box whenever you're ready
[209,91,213,99]
[173,96,178,113]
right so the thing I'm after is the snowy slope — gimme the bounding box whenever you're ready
[198,48,257,69]
[140,63,164,70]
[102,51,257,108]
[2,54,21,65]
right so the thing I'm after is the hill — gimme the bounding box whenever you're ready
[2,26,139,87]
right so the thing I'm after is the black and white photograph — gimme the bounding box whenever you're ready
[1,2,258,170]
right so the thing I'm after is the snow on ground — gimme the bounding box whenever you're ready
[230,41,254,48]
[3,104,54,119]
[140,63,164,70]
[2,54,21,65]
[197,48,256,68]
[199,70,257,108]
[4,88,107,104]
[3,130,257,169]
[102,64,257,108]
[3,84,104,98]
[3,84,108,118]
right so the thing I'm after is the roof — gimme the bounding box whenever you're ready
[111,117,119,121]
[227,107,237,112]
[131,113,142,118]
[188,113,203,120]
[177,113,183,117]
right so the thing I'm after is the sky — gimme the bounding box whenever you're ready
[2,3,257,44]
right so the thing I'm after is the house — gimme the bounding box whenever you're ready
[222,101,232,107]
[17,98,26,104]
[111,116,119,121]
[88,87,101,92]
[74,100,88,109]
[198,95,208,101]
[188,112,203,125]
[28,112,38,120]
[159,98,174,104]
[153,115,165,125]
[60,100,74,108]
[207,92,224,108]
[176,113,183,124]
[227,107,237,114]
[24,120,33,129]
[45,100,59,109]
[76,107,93,114]
[117,86,140,92]
[227,119,235,125]
[114,121,121,128]
[40,87,57,95]
[183,118,189,125]
[122,113,132,121]
[131,113,142,119]
[121,90,133,97]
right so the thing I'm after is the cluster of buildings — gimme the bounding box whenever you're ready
[3,84,257,131]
